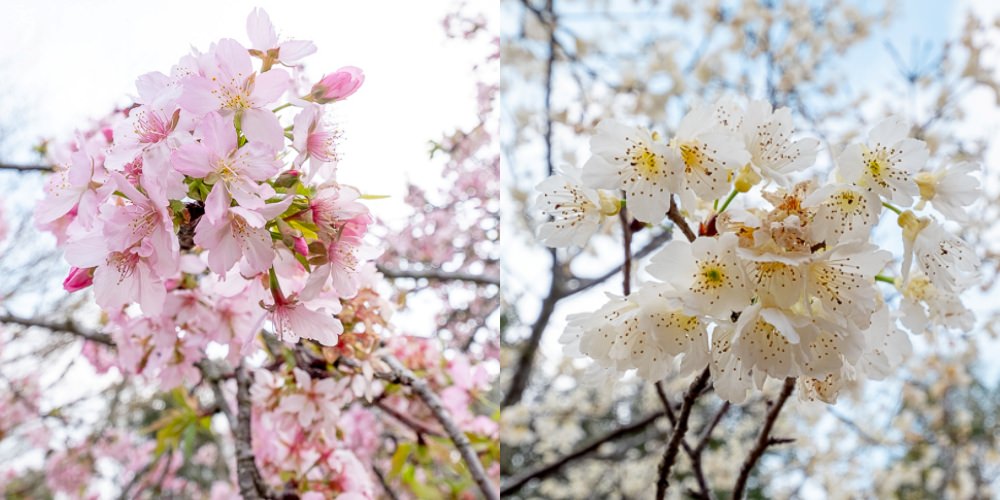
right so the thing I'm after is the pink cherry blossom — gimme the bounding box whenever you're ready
[266,290,343,346]
[194,194,292,275]
[246,8,317,65]
[180,38,291,150]
[292,104,341,181]
[100,173,179,277]
[280,367,349,428]
[171,111,280,209]
[310,67,364,103]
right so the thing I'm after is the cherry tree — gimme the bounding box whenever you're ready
[501,0,999,498]
[0,6,498,499]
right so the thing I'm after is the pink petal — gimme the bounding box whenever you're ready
[178,76,219,116]
[171,142,214,178]
[242,107,285,151]
[289,305,342,346]
[277,40,316,64]
[204,183,231,225]
[136,261,166,316]
[246,8,277,50]
[213,38,254,83]
[250,68,291,107]
[238,224,275,275]
[197,112,238,156]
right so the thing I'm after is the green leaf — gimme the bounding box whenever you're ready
[390,442,412,477]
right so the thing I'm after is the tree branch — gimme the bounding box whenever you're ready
[667,196,696,243]
[656,368,711,499]
[234,363,274,500]
[0,163,52,172]
[375,398,445,438]
[377,265,498,286]
[501,249,561,408]
[500,411,664,495]
[732,377,796,499]
[379,355,499,500]
[0,313,113,346]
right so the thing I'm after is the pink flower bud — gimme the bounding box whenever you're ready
[293,236,309,256]
[310,66,364,103]
[63,267,93,292]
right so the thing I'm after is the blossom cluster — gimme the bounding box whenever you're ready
[36,8,373,383]
[536,97,980,404]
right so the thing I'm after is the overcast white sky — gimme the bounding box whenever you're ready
[2,0,493,220]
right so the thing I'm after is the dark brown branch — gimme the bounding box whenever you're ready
[667,196,697,243]
[655,382,711,499]
[372,465,400,500]
[379,355,499,500]
[656,368,711,500]
[501,248,561,408]
[693,401,730,455]
[0,313,113,346]
[500,411,664,495]
[375,399,444,438]
[234,363,274,500]
[377,265,499,286]
[732,377,796,499]
[0,163,52,172]
[619,206,632,295]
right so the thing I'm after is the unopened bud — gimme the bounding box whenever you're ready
[275,169,301,188]
[914,171,937,202]
[63,267,94,292]
[310,66,364,103]
[897,210,930,241]
[734,164,762,193]
[597,190,621,216]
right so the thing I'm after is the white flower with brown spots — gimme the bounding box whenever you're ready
[836,116,928,205]
[739,99,820,186]
[803,183,881,244]
[535,166,618,247]
[670,104,751,201]
[647,232,751,319]
[582,119,682,223]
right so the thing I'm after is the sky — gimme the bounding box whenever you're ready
[1,0,492,220]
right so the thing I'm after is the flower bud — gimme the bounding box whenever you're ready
[63,267,93,292]
[275,169,301,188]
[597,190,621,216]
[310,67,364,103]
[293,236,309,256]
[734,164,762,193]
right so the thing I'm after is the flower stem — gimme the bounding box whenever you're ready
[272,102,293,113]
[718,189,739,213]
[882,201,902,215]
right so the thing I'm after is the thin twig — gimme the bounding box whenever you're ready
[501,249,561,408]
[373,465,401,500]
[375,399,445,438]
[732,377,796,499]
[656,368,711,500]
[655,382,712,499]
[500,411,664,495]
[0,163,52,172]
[234,363,274,500]
[379,355,499,500]
[0,313,114,346]
[667,196,696,242]
[377,265,499,286]
[565,229,673,297]
[619,205,632,295]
